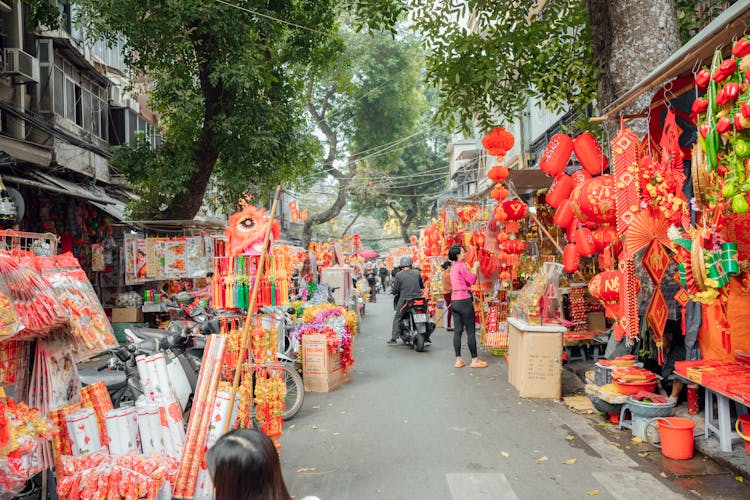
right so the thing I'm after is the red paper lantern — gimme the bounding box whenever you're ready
[546,174,574,208]
[487,165,510,183]
[482,127,515,156]
[592,225,618,252]
[573,227,596,257]
[491,184,509,201]
[563,243,580,273]
[573,132,609,176]
[540,134,573,176]
[589,270,622,303]
[553,199,575,228]
[496,231,509,242]
[598,252,614,270]
[570,175,616,224]
[502,239,527,254]
[410,235,418,244]
[571,169,592,187]
[505,221,520,234]
[502,200,527,221]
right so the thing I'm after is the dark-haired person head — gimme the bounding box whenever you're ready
[448,244,462,261]
[207,429,291,500]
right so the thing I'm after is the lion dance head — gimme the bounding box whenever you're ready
[225,202,280,257]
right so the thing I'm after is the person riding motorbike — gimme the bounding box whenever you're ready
[388,256,424,344]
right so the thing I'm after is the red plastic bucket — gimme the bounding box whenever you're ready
[734,414,750,455]
[646,417,695,460]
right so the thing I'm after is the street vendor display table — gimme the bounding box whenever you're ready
[507,318,566,399]
[674,372,749,452]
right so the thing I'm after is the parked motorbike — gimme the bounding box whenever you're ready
[80,308,305,420]
[397,297,435,352]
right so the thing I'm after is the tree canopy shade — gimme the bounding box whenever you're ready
[409,0,728,134]
[73,0,406,220]
[300,27,430,246]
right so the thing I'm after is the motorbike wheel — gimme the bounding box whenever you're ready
[414,333,425,352]
[270,363,304,420]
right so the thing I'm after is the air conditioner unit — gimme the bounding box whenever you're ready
[3,48,39,84]
[109,85,123,106]
[126,97,140,114]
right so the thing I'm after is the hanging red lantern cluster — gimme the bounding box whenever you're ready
[540,130,617,274]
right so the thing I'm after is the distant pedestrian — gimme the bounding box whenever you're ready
[448,245,486,369]
[378,265,390,293]
[364,263,378,303]
[441,261,453,331]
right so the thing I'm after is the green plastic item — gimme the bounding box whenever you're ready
[111,322,149,343]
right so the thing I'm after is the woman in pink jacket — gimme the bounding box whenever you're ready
[448,244,487,368]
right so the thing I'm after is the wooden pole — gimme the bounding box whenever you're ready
[224,185,283,432]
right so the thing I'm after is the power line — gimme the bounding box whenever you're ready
[213,0,334,36]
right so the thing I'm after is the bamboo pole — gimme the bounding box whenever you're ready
[224,185,283,432]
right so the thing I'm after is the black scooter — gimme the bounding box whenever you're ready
[397,297,435,352]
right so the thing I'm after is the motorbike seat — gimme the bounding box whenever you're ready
[131,327,168,342]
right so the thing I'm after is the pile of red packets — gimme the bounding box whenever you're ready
[56,450,178,500]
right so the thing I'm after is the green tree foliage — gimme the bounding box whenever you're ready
[410,0,597,134]
[301,27,430,246]
[73,0,405,219]
[675,0,737,44]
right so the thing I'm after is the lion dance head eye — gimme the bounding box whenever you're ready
[237,216,257,232]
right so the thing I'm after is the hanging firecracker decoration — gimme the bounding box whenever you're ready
[545,174,574,208]
[540,134,573,176]
[573,132,609,176]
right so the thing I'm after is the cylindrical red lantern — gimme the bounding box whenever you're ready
[546,173,573,208]
[540,134,573,177]
[592,225,618,253]
[566,218,579,240]
[502,239,527,254]
[573,132,609,176]
[571,169,592,187]
[570,175,616,224]
[563,243,580,273]
[573,227,596,257]
[553,199,575,228]
[502,200,527,221]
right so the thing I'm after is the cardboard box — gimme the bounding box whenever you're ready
[302,333,352,392]
[587,312,606,332]
[508,319,564,399]
[111,307,144,323]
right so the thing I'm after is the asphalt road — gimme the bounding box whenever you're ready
[278,296,725,500]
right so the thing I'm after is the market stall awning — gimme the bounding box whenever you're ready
[602,1,750,119]
[508,168,552,195]
[3,170,129,222]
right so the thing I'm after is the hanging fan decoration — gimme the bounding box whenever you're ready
[611,122,641,236]
[624,210,671,255]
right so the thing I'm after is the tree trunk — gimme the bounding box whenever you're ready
[159,33,223,220]
[586,0,681,114]
[399,199,417,244]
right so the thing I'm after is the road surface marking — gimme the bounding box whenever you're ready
[447,473,519,500]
